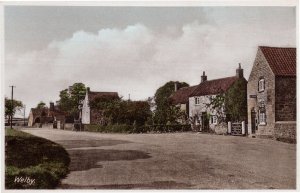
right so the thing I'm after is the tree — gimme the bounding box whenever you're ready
[206,93,226,123]
[5,97,23,123]
[89,96,151,126]
[36,101,46,109]
[153,81,189,124]
[57,83,86,116]
[225,79,247,122]
[206,79,247,123]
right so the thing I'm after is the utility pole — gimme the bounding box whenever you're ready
[23,105,26,126]
[9,86,16,129]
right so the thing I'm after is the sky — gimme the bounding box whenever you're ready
[4,6,296,117]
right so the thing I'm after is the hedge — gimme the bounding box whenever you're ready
[84,124,192,133]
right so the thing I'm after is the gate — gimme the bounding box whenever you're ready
[231,122,243,136]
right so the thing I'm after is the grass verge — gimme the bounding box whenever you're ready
[5,128,70,189]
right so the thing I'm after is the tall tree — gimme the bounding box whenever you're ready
[224,79,247,122]
[5,97,23,123]
[153,81,189,124]
[57,83,86,115]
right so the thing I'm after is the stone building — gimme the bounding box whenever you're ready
[28,102,66,128]
[247,46,296,142]
[189,65,247,133]
[81,87,119,125]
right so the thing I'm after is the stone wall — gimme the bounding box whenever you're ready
[213,122,227,135]
[274,121,296,143]
[275,77,296,121]
[247,48,276,136]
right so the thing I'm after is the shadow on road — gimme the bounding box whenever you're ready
[68,149,151,171]
[55,139,131,149]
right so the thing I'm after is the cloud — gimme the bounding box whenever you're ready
[5,19,296,113]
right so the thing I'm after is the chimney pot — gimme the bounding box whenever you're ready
[236,63,244,78]
[201,71,207,83]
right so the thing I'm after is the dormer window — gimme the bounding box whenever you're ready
[258,78,265,92]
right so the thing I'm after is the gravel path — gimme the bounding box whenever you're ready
[22,128,296,189]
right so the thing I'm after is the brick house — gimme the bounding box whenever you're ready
[28,102,66,128]
[81,87,119,125]
[189,65,247,133]
[247,46,296,141]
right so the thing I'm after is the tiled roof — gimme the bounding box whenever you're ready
[190,76,239,97]
[31,108,47,117]
[260,46,296,76]
[30,107,66,117]
[170,85,198,104]
[88,91,119,101]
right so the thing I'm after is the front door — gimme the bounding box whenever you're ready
[201,112,209,132]
[251,110,256,134]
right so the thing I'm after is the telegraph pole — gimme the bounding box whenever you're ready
[23,105,26,126]
[9,86,16,129]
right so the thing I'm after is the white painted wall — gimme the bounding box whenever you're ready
[81,92,90,124]
[189,95,212,117]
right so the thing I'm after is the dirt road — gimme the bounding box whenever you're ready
[22,128,296,189]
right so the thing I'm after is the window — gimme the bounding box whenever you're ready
[211,115,217,124]
[195,97,201,105]
[258,78,265,92]
[258,110,266,125]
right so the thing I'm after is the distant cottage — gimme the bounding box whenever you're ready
[170,65,247,133]
[81,87,119,125]
[247,46,296,142]
[28,102,66,128]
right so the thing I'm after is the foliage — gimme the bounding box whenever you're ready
[5,128,70,189]
[85,124,192,133]
[206,79,247,123]
[224,79,247,122]
[36,101,46,109]
[153,81,189,124]
[206,93,226,123]
[5,97,23,119]
[57,83,86,116]
[85,124,135,133]
[89,96,152,126]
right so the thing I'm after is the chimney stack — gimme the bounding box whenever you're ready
[50,102,54,111]
[174,82,178,92]
[236,63,244,78]
[86,87,90,93]
[201,71,207,83]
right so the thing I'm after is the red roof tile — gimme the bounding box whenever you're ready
[190,76,239,97]
[259,46,296,76]
[170,85,198,104]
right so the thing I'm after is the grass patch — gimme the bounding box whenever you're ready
[5,128,70,189]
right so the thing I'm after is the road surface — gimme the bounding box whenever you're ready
[22,128,296,189]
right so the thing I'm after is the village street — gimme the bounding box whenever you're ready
[21,128,296,189]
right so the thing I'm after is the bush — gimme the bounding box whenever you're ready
[85,124,134,133]
[84,124,192,133]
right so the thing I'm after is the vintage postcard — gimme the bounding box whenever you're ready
[1,0,297,191]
